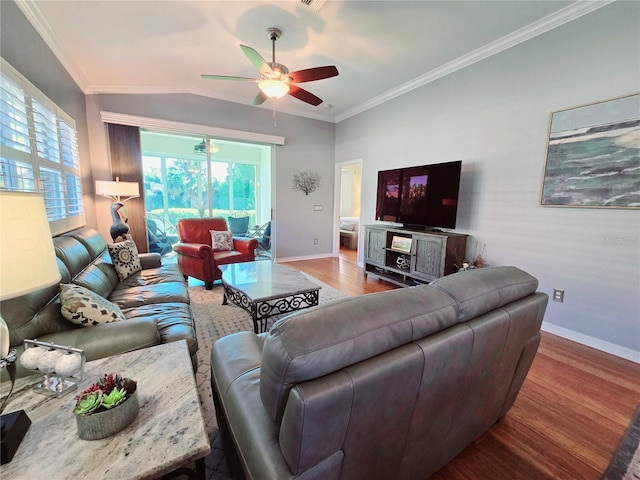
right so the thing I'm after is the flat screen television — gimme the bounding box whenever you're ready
[375,160,462,230]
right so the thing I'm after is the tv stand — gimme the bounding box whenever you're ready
[398,224,443,233]
[363,225,467,288]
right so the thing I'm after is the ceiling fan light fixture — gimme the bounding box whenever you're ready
[259,79,290,99]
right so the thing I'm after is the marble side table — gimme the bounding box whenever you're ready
[0,340,210,479]
[220,261,321,333]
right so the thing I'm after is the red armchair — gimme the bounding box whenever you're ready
[174,218,258,290]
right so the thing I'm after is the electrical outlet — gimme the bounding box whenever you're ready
[553,289,564,303]
[314,238,318,245]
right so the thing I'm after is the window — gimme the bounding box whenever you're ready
[140,131,271,254]
[0,58,84,233]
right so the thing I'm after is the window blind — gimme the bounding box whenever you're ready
[0,57,84,233]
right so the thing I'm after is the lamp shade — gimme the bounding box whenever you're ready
[0,191,61,301]
[95,180,139,203]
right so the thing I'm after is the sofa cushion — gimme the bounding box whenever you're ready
[54,236,92,278]
[70,228,108,260]
[60,283,126,327]
[429,266,539,322]
[109,282,190,308]
[210,230,234,251]
[116,263,185,288]
[122,302,197,356]
[107,239,142,281]
[260,285,457,422]
[72,258,120,299]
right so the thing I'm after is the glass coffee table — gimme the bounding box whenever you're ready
[220,261,321,333]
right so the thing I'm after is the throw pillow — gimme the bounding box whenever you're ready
[107,238,142,281]
[60,284,126,327]
[210,230,234,251]
[340,222,356,231]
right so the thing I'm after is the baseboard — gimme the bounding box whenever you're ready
[277,253,334,263]
[541,322,640,364]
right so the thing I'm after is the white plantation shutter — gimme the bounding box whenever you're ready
[32,98,61,164]
[0,57,84,232]
[0,73,31,154]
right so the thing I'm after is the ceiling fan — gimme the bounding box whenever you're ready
[202,27,338,107]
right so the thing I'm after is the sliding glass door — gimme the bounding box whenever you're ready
[140,131,271,255]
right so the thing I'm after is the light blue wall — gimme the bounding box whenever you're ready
[335,2,640,359]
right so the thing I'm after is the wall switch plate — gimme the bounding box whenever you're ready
[553,289,564,303]
[314,238,318,245]
[313,205,323,211]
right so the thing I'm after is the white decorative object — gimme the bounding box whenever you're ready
[55,352,83,377]
[19,345,45,370]
[22,340,86,397]
[0,316,9,359]
[38,349,64,373]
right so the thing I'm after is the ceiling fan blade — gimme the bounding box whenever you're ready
[201,74,258,82]
[240,45,272,75]
[253,91,268,106]
[287,84,323,106]
[288,66,339,83]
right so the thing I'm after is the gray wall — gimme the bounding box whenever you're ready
[90,93,336,259]
[3,0,638,359]
[0,0,96,229]
[1,0,336,259]
[336,2,640,359]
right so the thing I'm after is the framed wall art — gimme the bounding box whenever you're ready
[390,236,412,253]
[540,93,639,208]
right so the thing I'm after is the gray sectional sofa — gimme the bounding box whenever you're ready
[210,266,548,480]
[1,227,197,380]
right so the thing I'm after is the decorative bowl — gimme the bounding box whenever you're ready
[75,390,139,440]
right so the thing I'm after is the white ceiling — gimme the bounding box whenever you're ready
[18,0,612,123]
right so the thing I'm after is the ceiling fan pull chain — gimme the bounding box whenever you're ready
[273,100,277,127]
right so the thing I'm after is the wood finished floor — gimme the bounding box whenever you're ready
[284,248,640,480]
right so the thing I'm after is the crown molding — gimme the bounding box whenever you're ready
[100,111,286,145]
[88,84,335,122]
[15,0,90,92]
[17,0,614,125]
[335,0,616,123]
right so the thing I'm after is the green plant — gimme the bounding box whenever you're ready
[73,373,137,415]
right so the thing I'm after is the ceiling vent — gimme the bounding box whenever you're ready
[300,0,327,11]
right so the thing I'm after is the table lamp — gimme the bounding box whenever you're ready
[0,191,62,464]
[95,178,140,241]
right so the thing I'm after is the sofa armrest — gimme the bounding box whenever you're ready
[139,252,162,269]
[173,242,213,260]
[1,318,161,380]
[232,237,259,257]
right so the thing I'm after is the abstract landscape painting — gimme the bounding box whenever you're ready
[541,93,640,208]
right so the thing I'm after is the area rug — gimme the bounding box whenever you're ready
[188,273,350,480]
[603,405,640,480]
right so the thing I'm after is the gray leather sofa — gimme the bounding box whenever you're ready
[1,227,197,380]
[210,266,548,480]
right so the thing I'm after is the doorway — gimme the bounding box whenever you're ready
[335,160,362,263]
